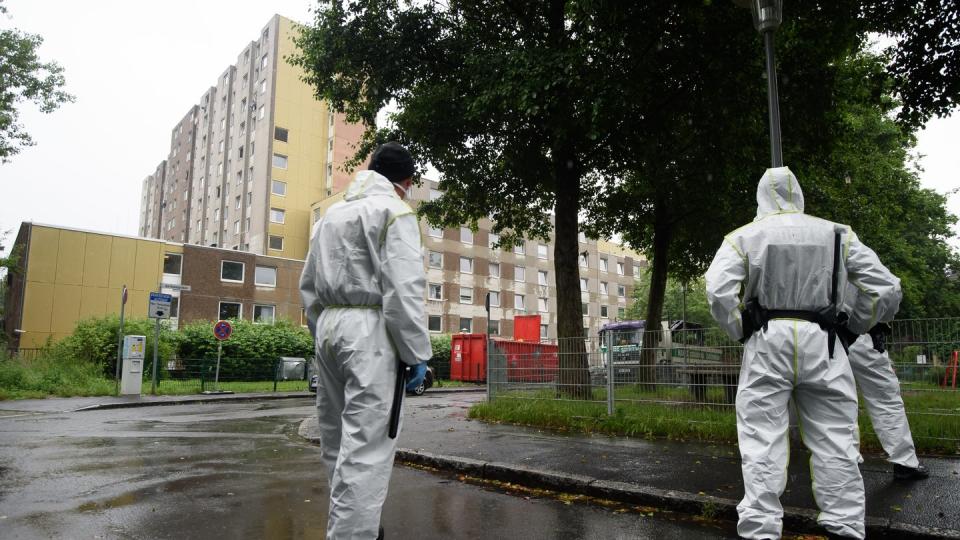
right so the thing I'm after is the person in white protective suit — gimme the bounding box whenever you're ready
[300,142,431,540]
[705,167,902,540]
[842,287,928,480]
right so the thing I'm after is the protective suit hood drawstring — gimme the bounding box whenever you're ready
[755,166,804,220]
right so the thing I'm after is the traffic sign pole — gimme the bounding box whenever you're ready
[151,316,160,394]
[115,285,127,395]
[204,320,234,395]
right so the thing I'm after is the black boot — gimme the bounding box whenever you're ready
[894,463,930,480]
[376,525,384,540]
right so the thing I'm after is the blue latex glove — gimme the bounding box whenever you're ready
[405,362,426,392]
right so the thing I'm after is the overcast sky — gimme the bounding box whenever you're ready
[1,0,957,256]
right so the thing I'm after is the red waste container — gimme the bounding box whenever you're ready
[495,340,559,382]
[514,314,542,343]
[450,334,488,382]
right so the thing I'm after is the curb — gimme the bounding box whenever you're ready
[295,420,959,540]
[71,393,313,412]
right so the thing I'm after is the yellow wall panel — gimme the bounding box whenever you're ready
[51,284,82,334]
[79,286,108,320]
[134,240,161,291]
[55,230,87,286]
[83,235,112,287]
[109,237,138,290]
[21,282,54,333]
[27,226,60,284]
[127,288,150,318]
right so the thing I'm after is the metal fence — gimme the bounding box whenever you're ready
[149,356,314,394]
[487,318,960,453]
[2,348,44,362]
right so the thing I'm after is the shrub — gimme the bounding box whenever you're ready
[52,315,178,378]
[176,319,314,378]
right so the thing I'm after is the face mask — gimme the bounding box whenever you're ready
[398,183,412,200]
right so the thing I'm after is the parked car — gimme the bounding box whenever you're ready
[308,363,434,396]
[406,363,435,396]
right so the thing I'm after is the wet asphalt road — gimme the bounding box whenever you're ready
[0,396,741,539]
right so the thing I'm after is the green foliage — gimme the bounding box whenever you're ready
[176,319,314,378]
[627,271,716,329]
[0,351,114,400]
[0,0,75,162]
[52,315,178,378]
[429,333,451,363]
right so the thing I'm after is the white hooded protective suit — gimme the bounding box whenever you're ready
[300,170,431,540]
[844,282,918,468]
[705,167,901,540]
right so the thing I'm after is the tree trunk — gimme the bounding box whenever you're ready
[553,155,591,400]
[640,201,673,389]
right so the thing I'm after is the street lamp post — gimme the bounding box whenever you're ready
[735,0,785,168]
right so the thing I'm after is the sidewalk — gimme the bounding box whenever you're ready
[300,393,960,539]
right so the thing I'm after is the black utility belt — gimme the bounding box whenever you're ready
[763,310,821,324]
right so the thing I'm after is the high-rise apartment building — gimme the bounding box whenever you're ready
[137,15,364,260]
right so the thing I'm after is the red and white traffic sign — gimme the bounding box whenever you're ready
[213,320,233,341]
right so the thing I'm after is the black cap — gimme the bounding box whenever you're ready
[370,142,416,183]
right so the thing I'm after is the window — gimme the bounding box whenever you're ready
[537,244,548,259]
[489,262,500,278]
[538,270,548,286]
[268,235,283,250]
[428,251,442,268]
[488,320,500,336]
[578,232,587,243]
[235,195,241,210]
[274,126,288,142]
[489,232,499,247]
[601,281,609,296]
[540,324,549,339]
[272,180,286,196]
[219,301,242,320]
[260,54,268,69]
[580,278,588,291]
[429,189,442,201]
[169,296,180,318]
[514,294,525,310]
[259,80,267,94]
[460,257,473,273]
[489,291,500,307]
[270,207,285,223]
[461,227,473,244]
[459,318,472,333]
[601,305,609,318]
[221,261,244,282]
[255,266,277,287]
[163,253,182,275]
[253,304,275,324]
[428,315,442,333]
[617,262,625,275]
[538,297,548,312]
[258,105,265,120]
[428,283,442,301]
[515,266,525,283]
[600,258,608,272]
[460,287,473,304]
[582,303,589,316]
[633,264,641,276]
[273,153,288,168]
[233,220,240,234]
[428,226,442,238]
[579,254,589,267]
[514,241,525,255]
[618,307,626,318]
[618,284,626,298]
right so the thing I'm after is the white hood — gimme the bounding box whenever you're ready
[755,167,804,220]
[344,170,401,201]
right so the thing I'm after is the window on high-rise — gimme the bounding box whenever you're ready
[461,227,473,244]
[163,253,182,275]
[460,257,473,274]
[272,180,286,196]
[268,235,283,251]
[459,318,472,333]
[274,127,288,142]
[221,261,244,282]
[269,208,285,224]
[272,154,288,169]
[428,316,442,333]
[488,320,500,336]
[253,305,275,324]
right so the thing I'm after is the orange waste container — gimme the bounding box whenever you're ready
[514,314,542,343]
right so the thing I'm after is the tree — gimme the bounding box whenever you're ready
[627,271,715,330]
[294,1,686,398]
[0,0,74,163]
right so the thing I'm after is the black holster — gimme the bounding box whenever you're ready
[740,298,853,358]
[868,322,892,353]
